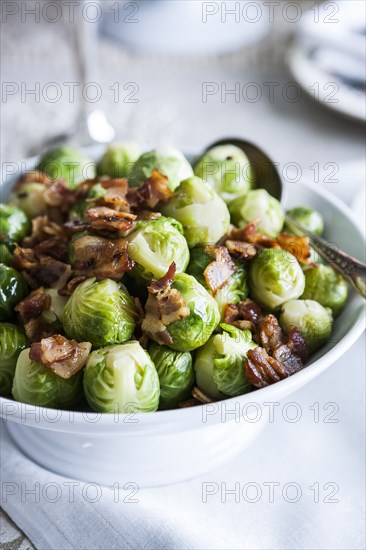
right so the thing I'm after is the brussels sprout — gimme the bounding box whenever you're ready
[0,244,13,265]
[0,264,28,321]
[63,278,138,348]
[280,299,333,352]
[0,323,28,396]
[36,147,96,188]
[286,206,324,236]
[69,183,107,220]
[98,141,141,178]
[229,189,284,238]
[195,323,256,400]
[301,265,348,316]
[83,342,160,413]
[12,348,84,408]
[126,216,190,280]
[194,144,254,203]
[0,204,30,245]
[160,177,230,248]
[9,183,48,218]
[129,147,193,190]
[187,246,248,319]
[249,248,305,310]
[162,273,220,351]
[148,342,194,409]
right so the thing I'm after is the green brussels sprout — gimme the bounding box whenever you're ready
[63,278,138,348]
[0,264,28,321]
[9,183,48,218]
[36,147,96,188]
[229,189,284,237]
[129,147,193,190]
[160,273,220,352]
[0,244,13,265]
[12,348,84,408]
[280,299,333,352]
[98,141,141,178]
[301,265,348,316]
[0,204,30,245]
[195,323,256,400]
[126,216,190,280]
[286,206,324,236]
[249,248,305,310]
[148,342,194,409]
[194,144,254,203]
[160,177,230,248]
[0,323,28,396]
[69,183,107,220]
[187,246,248,319]
[83,342,160,413]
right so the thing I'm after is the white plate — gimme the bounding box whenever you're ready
[1,148,365,487]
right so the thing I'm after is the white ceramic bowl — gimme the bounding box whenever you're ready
[1,150,365,487]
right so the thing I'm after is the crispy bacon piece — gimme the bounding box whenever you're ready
[287,327,309,362]
[203,246,236,296]
[244,347,291,388]
[223,299,262,327]
[29,335,91,379]
[58,276,88,296]
[258,314,286,354]
[15,288,51,324]
[142,263,189,345]
[12,244,38,271]
[31,257,72,290]
[147,262,176,294]
[72,235,134,280]
[278,233,312,265]
[135,170,173,209]
[272,345,304,376]
[87,206,136,232]
[15,288,55,342]
[225,240,257,260]
[23,216,66,247]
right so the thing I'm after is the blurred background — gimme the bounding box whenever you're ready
[1,0,365,201]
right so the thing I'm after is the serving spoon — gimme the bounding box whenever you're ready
[204,138,366,298]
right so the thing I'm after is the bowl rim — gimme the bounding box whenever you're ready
[1,154,365,432]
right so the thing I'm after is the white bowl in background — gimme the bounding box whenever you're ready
[1,149,365,487]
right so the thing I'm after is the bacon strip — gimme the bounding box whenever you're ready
[225,240,257,260]
[258,314,286,354]
[72,235,134,280]
[203,246,236,296]
[244,347,290,388]
[29,335,91,379]
[15,288,54,342]
[147,262,176,294]
[87,206,136,232]
[134,169,173,209]
[277,233,312,265]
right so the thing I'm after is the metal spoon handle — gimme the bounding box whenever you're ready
[285,216,366,298]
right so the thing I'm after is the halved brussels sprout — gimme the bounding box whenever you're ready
[0,264,28,321]
[286,206,324,236]
[162,273,220,351]
[129,147,193,190]
[229,189,284,237]
[0,204,30,245]
[98,141,141,178]
[194,144,254,203]
[12,348,84,408]
[280,299,333,352]
[126,216,190,280]
[83,341,160,413]
[9,182,48,218]
[63,278,138,348]
[0,323,28,396]
[148,342,194,409]
[195,323,256,400]
[249,248,305,310]
[160,176,230,247]
[187,246,248,319]
[301,265,348,316]
[36,147,96,188]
